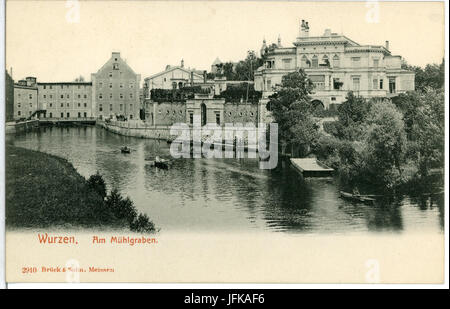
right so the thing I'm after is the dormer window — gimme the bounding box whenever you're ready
[113,63,119,70]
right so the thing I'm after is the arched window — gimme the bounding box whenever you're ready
[333,55,340,68]
[301,55,309,68]
[322,55,329,67]
[311,55,318,68]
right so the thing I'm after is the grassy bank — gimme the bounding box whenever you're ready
[5,144,155,232]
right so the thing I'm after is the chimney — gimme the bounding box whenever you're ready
[385,40,390,51]
[191,71,194,86]
[324,29,331,37]
[305,21,309,37]
[181,59,184,68]
[299,19,306,37]
[203,70,207,84]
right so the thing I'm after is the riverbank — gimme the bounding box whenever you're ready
[5,145,156,232]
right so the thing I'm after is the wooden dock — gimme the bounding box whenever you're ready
[290,158,334,177]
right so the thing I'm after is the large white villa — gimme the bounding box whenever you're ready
[254,20,415,109]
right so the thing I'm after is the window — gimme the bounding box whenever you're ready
[352,77,360,91]
[282,58,292,70]
[311,55,318,68]
[49,103,52,107]
[266,79,272,91]
[99,104,103,112]
[84,103,87,107]
[351,57,361,67]
[49,85,52,89]
[310,75,325,90]
[29,94,32,99]
[67,103,70,107]
[78,94,81,99]
[61,103,64,107]
[50,95,53,99]
[84,94,87,99]
[43,85,46,89]
[129,83,134,88]
[120,104,123,111]
[109,72,113,77]
[67,112,70,118]
[84,112,87,118]
[373,79,378,90]
[389,77,396,94]
[333,55,340,68]
[120,83,123,88]
[321,55,329,67]
[43,95,46,99]
[333,78,342,90]
[109,83,113,88]
[99,82,103,88]
[61,112,64,118]
[61,95,64,99]
[99,94,103,99]
[373,59,379,68]
[113,63,119,70]
[216,113,220,125]
[67,94,70,99]
[110,104,113,111]
[18,111,21,116]
[120,93,123,99]
[130,104,133,110]
[61,85,64,89]
[189,112,193,124]
[78,112,81,118]
[49,112,52,118]
[130,93,133,98]
[29,103,32,107]
[379,79,383,89]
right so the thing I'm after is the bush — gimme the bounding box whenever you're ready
[130,214,156,233]
[87,172,107,199]
[105,189,138,225]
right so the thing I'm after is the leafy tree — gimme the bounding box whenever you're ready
[86,172,107,199]
[105,189,138,224]
[74,75,85,82]
[401,59,445,92]
[267,69,318,156]
[362,101,407,188]
[410,89,445,176]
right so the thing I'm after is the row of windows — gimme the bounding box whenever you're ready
[98,93,134,99]
[98,104,133,112]
[98,82,134,89]
[47,102,89,108]
[43,94,88,99]
[45,112,89,118]
[16,94,34,99]
[41,85,89,90]
[16,103,36,108]
[298,55,380,69]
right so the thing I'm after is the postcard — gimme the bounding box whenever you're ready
[3,0,447,285]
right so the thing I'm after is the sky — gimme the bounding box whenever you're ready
[6,0,445,84]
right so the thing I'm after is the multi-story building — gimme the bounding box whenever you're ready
[13,77,38,120]
[37,82,92,119]
[143,60,205,97]
[91,52,141,120]
[254,20,415,109]
[5,70,14,122]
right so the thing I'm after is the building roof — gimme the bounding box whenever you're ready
[37,82,92,85]
[144,66,204,81]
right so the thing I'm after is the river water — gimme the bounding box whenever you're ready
[8,126,444,234]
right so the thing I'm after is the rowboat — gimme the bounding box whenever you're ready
[339,191,375,204]
[145,156,170,169]
[121,146,131,154]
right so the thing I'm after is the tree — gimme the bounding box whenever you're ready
[362,101,407,188]
[410,88,445,176]
[86,172,107,199]
[401,59,444,92]
[267,69,318,156]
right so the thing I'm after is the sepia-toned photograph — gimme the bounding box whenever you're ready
[2,0,447,285]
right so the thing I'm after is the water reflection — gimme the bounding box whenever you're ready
[8,126,444,234]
